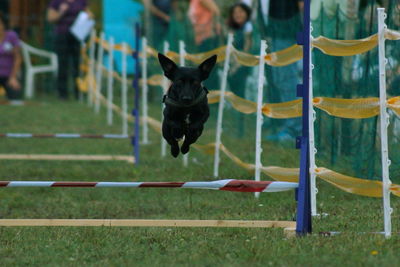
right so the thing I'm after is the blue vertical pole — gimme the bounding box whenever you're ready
[295,0,312,235]
[132,23,140,165]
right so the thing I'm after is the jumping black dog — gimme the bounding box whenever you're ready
[158,53,217,157]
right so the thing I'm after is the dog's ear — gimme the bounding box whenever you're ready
[158,53,178,80]
[198,55,217,81]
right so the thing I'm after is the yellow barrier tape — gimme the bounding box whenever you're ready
[185,46,227,64]
[0,86,5,96]
[146,74,164,86]
[385,29,400,41]
[208,90,257,114]
[312,35,378,56]
[94,37,134,54]
[232,49,260,67]
[266,44,303,66]
[208,90,400,119]
[76,74,96,94]
[263,99,303,118]
[387,96,400,116]
[194,142,300,182]
[313,97,380,119]
[316,167,400,197]
[90,28,400,69]
[97,89,400,198]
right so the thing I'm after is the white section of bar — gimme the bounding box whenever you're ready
[213,33,234,178]
[95,32,105,114]
[161,41,169,157]
[141,37,149,144]
[254,40,267,198]
[107,37,115,125]
[103,134,129,139]
[182,179,233,189]
[8,182,55,187]
[54,134,81,138]
[121,43,128,136]
[6,134,33,138]
[179,41,189,167]
[377,8,392,238]
[262,182,299,192]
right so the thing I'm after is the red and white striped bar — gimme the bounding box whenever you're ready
[0,133,130,139]
[0,180,298,193]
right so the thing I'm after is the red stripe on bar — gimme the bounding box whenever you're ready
[220,180,272,192]
[51,182,98,187]
[0,134,6,137]
[0,182,10,187]
[139,182,185,188]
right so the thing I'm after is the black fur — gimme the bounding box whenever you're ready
[158,53,217,157]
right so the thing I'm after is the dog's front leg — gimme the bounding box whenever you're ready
[162,121,180,157]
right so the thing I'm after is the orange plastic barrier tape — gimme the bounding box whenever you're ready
[312,35,378,56]
[208,90,301,118]
[232,49,260,67]
[263,99,303,118]
[208,90,400,119]
[387,96,400,116]
[96,89,400,198]
[265,44,303,66]
[313,97,380,119]
[146,74,164,86]
[208,90,257,114]
[385,29,400,41]
[186,46,227,64]
[315,167,400,197]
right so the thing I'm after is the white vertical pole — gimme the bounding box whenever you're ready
[254,40,267,198]
[213,33,234,178]
[161,41,169,157]
[88,30,96,106]
[107,37,115,126]
[179,41,189,167]
[309,25,318,216]
[121,42,128,136]
[377,8,392,238]
[141,37,149,144]
[95,32,105,114]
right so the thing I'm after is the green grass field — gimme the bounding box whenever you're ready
[0,96,399,266]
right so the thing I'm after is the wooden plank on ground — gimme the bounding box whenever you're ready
[0,219,296,228]
[0,154,134,163]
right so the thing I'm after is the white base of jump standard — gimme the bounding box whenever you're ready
[0,219,296,236]
[0,154,135,163]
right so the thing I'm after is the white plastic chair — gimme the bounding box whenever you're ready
[21,42,58,98]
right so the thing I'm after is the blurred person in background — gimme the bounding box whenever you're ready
[148,0,171,51]
[47,0,90,100]
[0,11,22,103]
[258,0,304,141]
[189,0,221,52]
[226,2,253,137]
[189,0,221,90]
